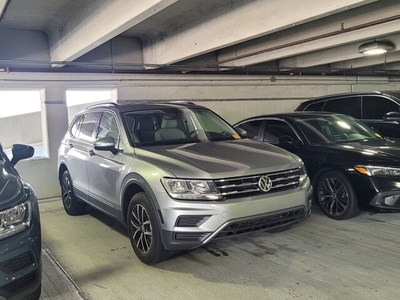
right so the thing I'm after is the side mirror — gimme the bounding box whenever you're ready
[383,111,400,122]
[94,137,119,155]
[235,127,247,138]
[278,135,294,145]
[278,136,303,151]
[10,144,34,166]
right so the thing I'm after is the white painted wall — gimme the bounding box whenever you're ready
[1,71,399,199]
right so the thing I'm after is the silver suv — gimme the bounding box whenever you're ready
[58,101,312,264]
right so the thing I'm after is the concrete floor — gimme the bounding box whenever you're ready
[38,198,400,300]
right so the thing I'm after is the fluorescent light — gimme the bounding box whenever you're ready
[358,41,394,55]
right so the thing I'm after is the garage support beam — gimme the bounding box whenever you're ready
[143,0,376,66]
[49,0,178,67]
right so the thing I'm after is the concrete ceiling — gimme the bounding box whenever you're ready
[1,0,400,76]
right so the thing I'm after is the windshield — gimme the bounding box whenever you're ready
[293,114,385,145]
[122,107,241,146]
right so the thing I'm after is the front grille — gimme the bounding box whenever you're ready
[0,252,33,274]
[214,168,300,199]
[215,208,306,239]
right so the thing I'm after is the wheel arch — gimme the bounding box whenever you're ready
[311,163,351,187]
[120,174,162,227]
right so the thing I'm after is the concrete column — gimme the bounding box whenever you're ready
[17,87,68,199]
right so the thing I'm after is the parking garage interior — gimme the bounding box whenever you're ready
[1,1,400,299]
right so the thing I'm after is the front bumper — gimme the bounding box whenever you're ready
[0,199,42,300]
[158,178,313,251]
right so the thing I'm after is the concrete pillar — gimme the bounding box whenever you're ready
[17,87,68,199]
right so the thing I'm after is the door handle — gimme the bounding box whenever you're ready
[89,150,95,156]
[69,143,73,148]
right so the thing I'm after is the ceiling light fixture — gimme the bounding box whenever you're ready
[358,41,394,55]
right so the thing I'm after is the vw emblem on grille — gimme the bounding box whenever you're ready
[258,175,273,192]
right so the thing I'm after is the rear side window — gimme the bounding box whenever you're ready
[362,96,400,119]
[70,115,83,138]
[236,120,262,139]
[264,120,297,144]
[304,101,325,111]
[322,97,360,118]
[78,112,101,141]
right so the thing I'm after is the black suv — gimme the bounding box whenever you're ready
[295,91,400,140]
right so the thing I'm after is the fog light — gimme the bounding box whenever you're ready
[383,195,400,206]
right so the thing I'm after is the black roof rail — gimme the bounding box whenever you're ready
[86,102,119,109]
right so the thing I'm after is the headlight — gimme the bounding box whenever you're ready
[299,163,308,185]
[0,185,33,240]
[354,165,400,176]
[161,178,222,200]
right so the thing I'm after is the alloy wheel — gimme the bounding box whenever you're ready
[62,175,72,209]
[130,204,152,254]
[318,176,348,217]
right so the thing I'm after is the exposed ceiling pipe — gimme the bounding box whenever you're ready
[210,14,400,68]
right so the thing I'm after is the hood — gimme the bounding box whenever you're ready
[136,139,302,178]
[0,159,25,210]
[321,143,400,165]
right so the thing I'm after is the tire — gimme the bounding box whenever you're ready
[61,170,86,216]
[127,192,170,265]
[22,283,41,300]
[315,170,360,220]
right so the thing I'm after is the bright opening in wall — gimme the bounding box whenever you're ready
[66,90,113,124]
[66,90,112,106]
[0,90,41,118]
[0,90,43,158]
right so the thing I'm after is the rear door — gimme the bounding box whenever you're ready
[65,112,101,201]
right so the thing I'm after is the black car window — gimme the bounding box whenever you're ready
[362,96,400,119]
[264,120,297,144]
[236,120,262,139]
[78,112,101,141]
[97,112,120,146]
[322,97,360,118]
[304,101,325,111]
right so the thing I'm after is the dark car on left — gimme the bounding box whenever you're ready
[234,112,400,220]
[0,144,42,300]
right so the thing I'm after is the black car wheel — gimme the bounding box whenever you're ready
[127,192,170,265]
[22,283,41,300]
[315,171,359,220]
[61,170,86,215]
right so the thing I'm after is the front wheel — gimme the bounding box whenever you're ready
[127,192,170,265]
[61,170,86,215]
[315,170,359,220]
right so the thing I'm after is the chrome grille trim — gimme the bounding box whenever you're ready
[214,167,301,198]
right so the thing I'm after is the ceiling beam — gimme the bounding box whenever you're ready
[279,32,400,68]
[48,0,178,67]
[142,0,376,66]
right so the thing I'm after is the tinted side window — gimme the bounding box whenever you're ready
[264,120,297,144]
[304,101,325,111]
[236,120,262,139]
[78,112,101,141]
[322,97,360,118]
[362,96,400,119]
